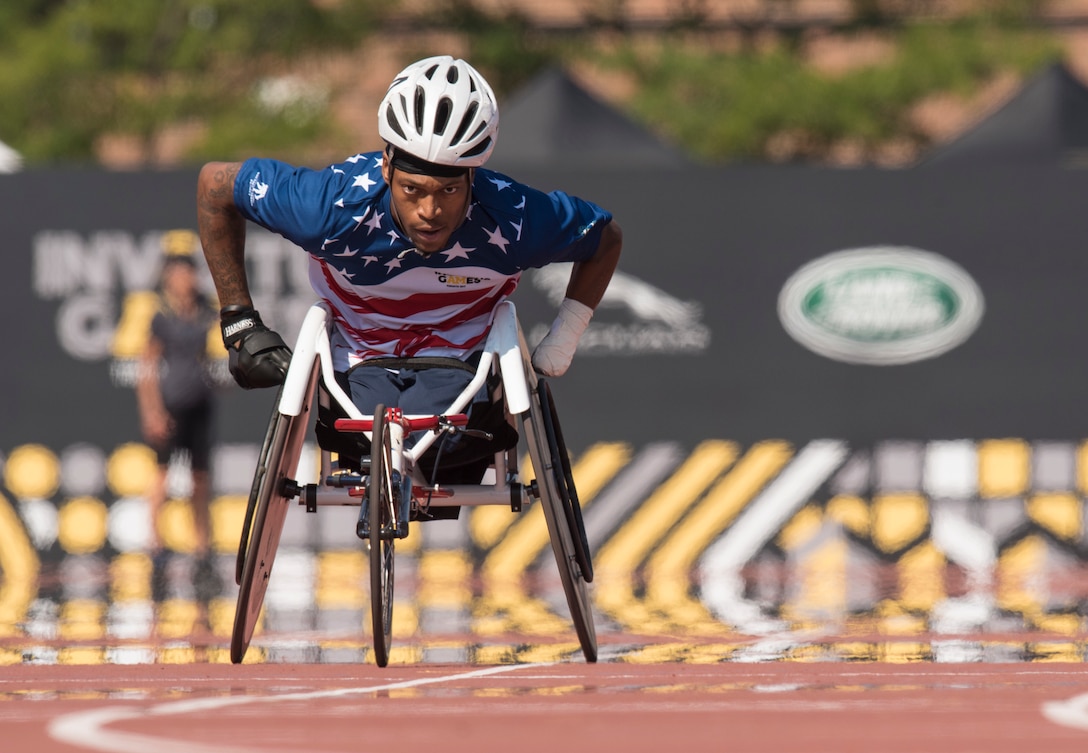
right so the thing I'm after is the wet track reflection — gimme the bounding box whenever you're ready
[4,553,1088,667]
[3,438,1088,667]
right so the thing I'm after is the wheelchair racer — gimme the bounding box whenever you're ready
[196,55,622,483]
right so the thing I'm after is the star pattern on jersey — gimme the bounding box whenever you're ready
[353,172,376,191]
[442,242,474,261]
[484,225,510,253]
[240,152,615,367]
[364,211,384,235]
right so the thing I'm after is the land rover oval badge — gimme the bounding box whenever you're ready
[777,246,984,365]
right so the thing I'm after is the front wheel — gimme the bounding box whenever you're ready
[368,406,395,668]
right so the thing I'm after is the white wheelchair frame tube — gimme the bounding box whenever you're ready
[286,300,533,508]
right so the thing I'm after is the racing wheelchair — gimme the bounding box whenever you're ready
[230,300,595,667]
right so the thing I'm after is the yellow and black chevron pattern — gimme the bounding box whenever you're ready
[1,438,1087,664]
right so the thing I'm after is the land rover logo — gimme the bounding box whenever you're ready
[778,246,984,365]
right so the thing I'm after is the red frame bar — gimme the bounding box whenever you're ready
[334,409,469,434]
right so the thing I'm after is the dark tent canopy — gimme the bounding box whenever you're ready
[487,67,688,170]
[918,61,1088,168]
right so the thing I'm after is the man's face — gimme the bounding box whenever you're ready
[382,159,472,254]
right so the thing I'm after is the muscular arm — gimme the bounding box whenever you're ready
[196,162,251,310]
[564,220,623,309]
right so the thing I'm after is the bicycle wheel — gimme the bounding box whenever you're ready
[236,386,283,586]
[230,366,317,664]
[521,382,598,663]
[368,405,395,668]
[538,380,593,583]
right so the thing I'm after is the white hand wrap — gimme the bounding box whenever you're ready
[531,298,593,377]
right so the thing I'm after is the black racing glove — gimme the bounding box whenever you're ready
[220,306,292,389]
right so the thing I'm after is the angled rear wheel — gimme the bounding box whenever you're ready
[236,386,283,586]
[230,364,317,664]
[522,378,597,663]
[538,380,593,583]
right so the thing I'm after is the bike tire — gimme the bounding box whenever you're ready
[368,406,395,668]
[236,386,283,586]
[521,387,598,663]
[230,368,316,664]
[537,379,593,583]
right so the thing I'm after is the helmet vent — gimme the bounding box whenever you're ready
[377,56,498,168]
[468,120,489,142]
[413,86,426,135]
[434,97,452,136]
[461,137,492,159]
[450,101,478,145]
[384,104,406,139]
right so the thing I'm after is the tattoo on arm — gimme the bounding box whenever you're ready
[197,163,253,309]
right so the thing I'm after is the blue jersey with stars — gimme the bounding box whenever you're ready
[234,151,612,368]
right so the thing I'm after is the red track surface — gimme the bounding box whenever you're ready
[5,660,1088,753]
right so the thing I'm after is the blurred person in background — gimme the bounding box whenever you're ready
[136,230,221,602]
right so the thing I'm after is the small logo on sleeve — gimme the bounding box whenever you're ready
[248,173,269,205]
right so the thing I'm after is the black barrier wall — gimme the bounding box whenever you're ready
[3,165,1088,454]
[6,165,1088,652]
[511,165,1088,445]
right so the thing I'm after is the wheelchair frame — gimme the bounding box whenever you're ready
[230,300,596,667]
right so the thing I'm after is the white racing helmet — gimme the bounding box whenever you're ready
[379,55,499,168]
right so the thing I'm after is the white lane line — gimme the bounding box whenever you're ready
[48,663,551,753]
[1042,692,1088,732]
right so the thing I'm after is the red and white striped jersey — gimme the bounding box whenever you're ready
[235,152,612,370]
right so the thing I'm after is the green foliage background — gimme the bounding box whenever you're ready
[608,21,1060,162]
[0,0,387,163]
[0,0,1068,166]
